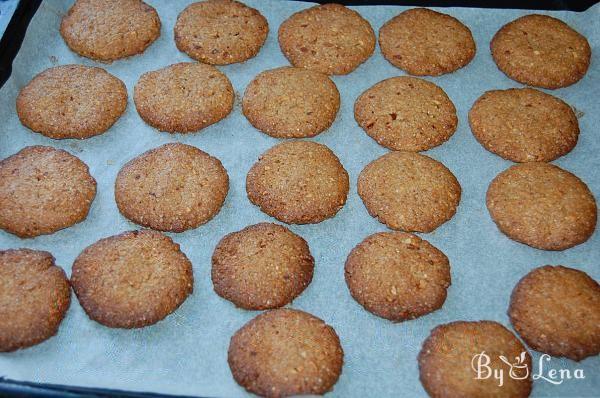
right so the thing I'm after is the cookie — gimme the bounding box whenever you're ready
[246,141,349,224]
[242,67,340,138]
[0,146,96,238]
[379,8,476,76]
[212,223,313,310]
[469,88,579,162]
[0,249,70,352]
[345,232,450,322]
[60,0,161,62]
[358,151,461,233]
[491,14,591,89]
[509,265,600,361]
[419,321,532,398]
[16,65,127,140]
[175,0,268,65]
[115,143,229,232]
[228,308,344,397]
[71,230,193,329]
[487,163,597,250]
[134,62,234,133]
[278,3,375,75]
[354,76,458,152]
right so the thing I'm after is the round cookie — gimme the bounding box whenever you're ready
[242,67,340,138]
[71,230,193,328]
[486,163,597,250]
[228,308,344,397]
[345,232,450,322]
[469,88,579,162]
[509,265,600,361]
[60,0,161,62]
[0,146,96,238]
[354,76,458,152]
[246,141,349,224]
[133,62,235,133]
[115,143,229,232]
[357,151,461,233]
[16,65,127,140]
[491,14,591,89]
[212,223,314,310]
[175,0,268,65]
[134,62,234,133]
[419,321,532,398]
[379,8,476,76]
[278,3,376,75]
[0,249,70,352]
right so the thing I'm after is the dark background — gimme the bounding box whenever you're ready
[0,0,597,397]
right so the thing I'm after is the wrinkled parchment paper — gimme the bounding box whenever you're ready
[0,0,598,396]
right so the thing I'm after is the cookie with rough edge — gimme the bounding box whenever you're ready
[345,232,450,322]
[246,141,349,224]
[228,308,344,397]
[469,88,579,162]
[486,163,597,250]
[0,146,97,238]
[242,67,340,138]
[212,223,314,310]
[379,8,476,76]
[175,0,268,65]
[491,14,591,89]
[16,65,127,140]
[419,321,533,398]
[60,0,161,62]
[0,249,71,352]
[278,3,376,75]
[357,151,461,233]
[115,143,229,232]
[134,62,234,133]
[509,265,600,361]
[354,76,457,152]
[71,230,193,329]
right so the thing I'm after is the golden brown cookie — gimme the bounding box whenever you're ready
[0,146,96,238]
[212,223,313,310]
[354,76,457,151]
[357,151,461,233]
[278,3,375,75]
[60,0,161,62]
[469,88,579,162]
[228,308,344,397]
[16,65,127,140]
[71,230,193,329]
[491,14,591,89]
[242,67,340,138]
[379,8,476,76]
[246,141,349,224]
[509,265,600,361]
[486,163,597,250]
[0,249,70,352]
[115,143,229,233]
[175,0,268,65]
[419,321,533,398]
[345,232,450,322]
[134,62,234,133]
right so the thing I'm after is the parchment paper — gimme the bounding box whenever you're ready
[0,1,598,397]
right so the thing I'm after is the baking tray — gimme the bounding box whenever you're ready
[0,0,598,397]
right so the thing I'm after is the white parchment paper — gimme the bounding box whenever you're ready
[0,0,598,396]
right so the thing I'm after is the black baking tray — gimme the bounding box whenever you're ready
[0,0,596,397]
